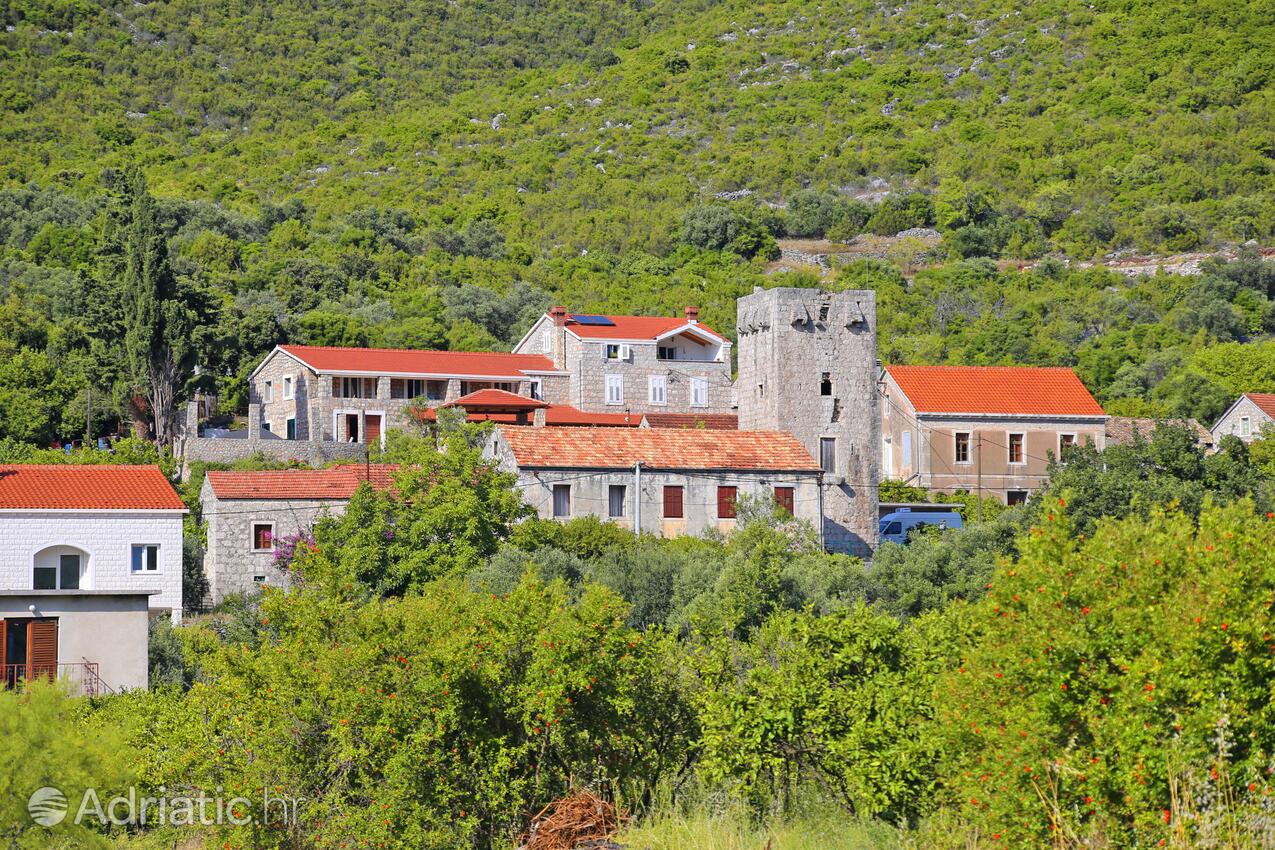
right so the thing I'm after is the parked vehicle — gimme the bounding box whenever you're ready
[878,508,963,545]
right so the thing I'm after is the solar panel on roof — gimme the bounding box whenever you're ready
[569,314,616,326]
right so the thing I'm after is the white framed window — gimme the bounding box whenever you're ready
[262,420,272,434]
[1240,416,1251,437]
[657,345,677,361]
[954,432,971,465]
[691,377,708,407]
[251,522,275,553]
[648,375,667,405]
[552,484,571,518]
[901,431,912,465]
[605,374,624,405]
[282,375,295,400]
[608,484,626,518]
[1058,433,1076,458]
[529,379,543,401]
[1008,432,1026,465]
[604,343,622,360]
[262,380,274,403]
[131,544,159,573]
[541,329,552,354]
[286,417,296,440]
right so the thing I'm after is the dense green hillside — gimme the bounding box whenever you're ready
[1,0,1275,441]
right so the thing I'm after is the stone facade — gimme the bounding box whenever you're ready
[880,371,1107,503]
[513,314,734,415]
[178,402,367,480]
[734,287,880,556]
[200,482,348,602]
[484,438,822,538]
[0,511,183,622]
[1211,394,1275,445]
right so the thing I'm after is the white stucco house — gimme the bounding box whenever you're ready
[0,465,187,692]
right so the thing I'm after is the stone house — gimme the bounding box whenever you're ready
[511,306,734,416]
[1105,416,1213,450]
[485,426,824,540]
[1211,393,1275,444]
[881,365,1108,505]
[0,465,187,692]
[201,465,397,602]
[734,287,880,557]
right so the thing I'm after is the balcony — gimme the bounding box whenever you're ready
[2,661,111,696]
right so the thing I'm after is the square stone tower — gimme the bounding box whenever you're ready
[735,287,879,556]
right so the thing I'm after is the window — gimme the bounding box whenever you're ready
[262,380,274,403]
[286,417,296,440]
[1241,416,1251,437]
[530,379,543,401]
[427,380,447,400]
[541,329,552,354]
[608,484,626,518]
[337,377,374,399]
[820,373,833,396]
[955,432,971,464]
[251,523,274,552]
[1008,433,1025,465]
[391,378,430,400]
[690,377,708,407]
[883,521,902,536]
[663,485,684,519]
[604,343,629,360]
[818,303,830,321]
[35,553,82,590]
[262,421,272,434]
[253,574,267,585]
[1059,433,1076,458]
[657,345,677,361]
[774,486,795,515]
[648,375,667,405]
[552,484,571,518]
[1006,489,1029,506]
[820,437,836,474]
[717,486,738,519]
[605,375,624,405]
[757,383,765,398]
[902,431,912,465]
[131,544,158,572]
[282,375,294,400]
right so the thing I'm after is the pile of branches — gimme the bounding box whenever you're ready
[520,789,628,850]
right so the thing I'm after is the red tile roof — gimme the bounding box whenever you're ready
[496,426,819,471]
[887,365,1105,417]
[564,315,727,342]
[1245,393,1275,419]
[417,405,641,427]
[277,345,558,377]
[642,413,739,430]
[206,465,398,500]
[447,389,548,409]
[0,465,186,511]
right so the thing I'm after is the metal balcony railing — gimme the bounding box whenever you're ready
[1,661,108,696]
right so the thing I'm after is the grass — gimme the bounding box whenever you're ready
[617,798,901,850]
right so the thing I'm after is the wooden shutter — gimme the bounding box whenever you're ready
[717,486,738,519]
[28,619,58,682]
[774,486,795,515]
[365,415,382,444]
[662,486,683,519]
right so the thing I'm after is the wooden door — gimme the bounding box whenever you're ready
[27,619,57,682]
[365,414,382,445]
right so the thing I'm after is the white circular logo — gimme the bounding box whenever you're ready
[28,786,68,827]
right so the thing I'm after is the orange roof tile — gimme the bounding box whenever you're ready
[564,315,727,342]
[496,426,819,471]
[1244,393,1275,419]
[642,413,739,430]
[446,389,548,409]
[0,465,186,511]
[277,345,558,377]
[887,365,1105,417]
[416,405,641,427]
[206,465,398,500]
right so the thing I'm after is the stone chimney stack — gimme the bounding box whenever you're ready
[532,407,547,427]
[550,305,569,327]
[184,401,200,438]
[685,305,700,323]
[247,403,261,444]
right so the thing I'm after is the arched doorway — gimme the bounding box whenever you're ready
[32,545,90,591]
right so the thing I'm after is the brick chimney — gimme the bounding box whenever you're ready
[550,305,569,327]
[685,305,700,323]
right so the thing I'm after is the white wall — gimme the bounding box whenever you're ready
[0,593,151,691]
[0,512,184,622]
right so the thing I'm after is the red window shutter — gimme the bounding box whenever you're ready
[28,619,58,681]
[774,486,795,514]
[663,486,683,518]
[717,486,738,519]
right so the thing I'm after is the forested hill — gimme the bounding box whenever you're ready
[2,0,1275,445]
[3,0,1273,255]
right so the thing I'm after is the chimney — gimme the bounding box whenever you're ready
[532,407,547,427]
[247,403,261,444]
[550,305,569,327]
[685,306,700,324]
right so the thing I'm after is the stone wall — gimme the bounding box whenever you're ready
[1212,394,1275,444]
[564,334,734,414]
[178,402,367,480]
[734,287,880,556]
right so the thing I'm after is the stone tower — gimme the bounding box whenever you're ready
[735,287,879,556]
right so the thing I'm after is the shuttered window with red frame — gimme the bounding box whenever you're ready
[717,486,738,519]
[774,486,795,515]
